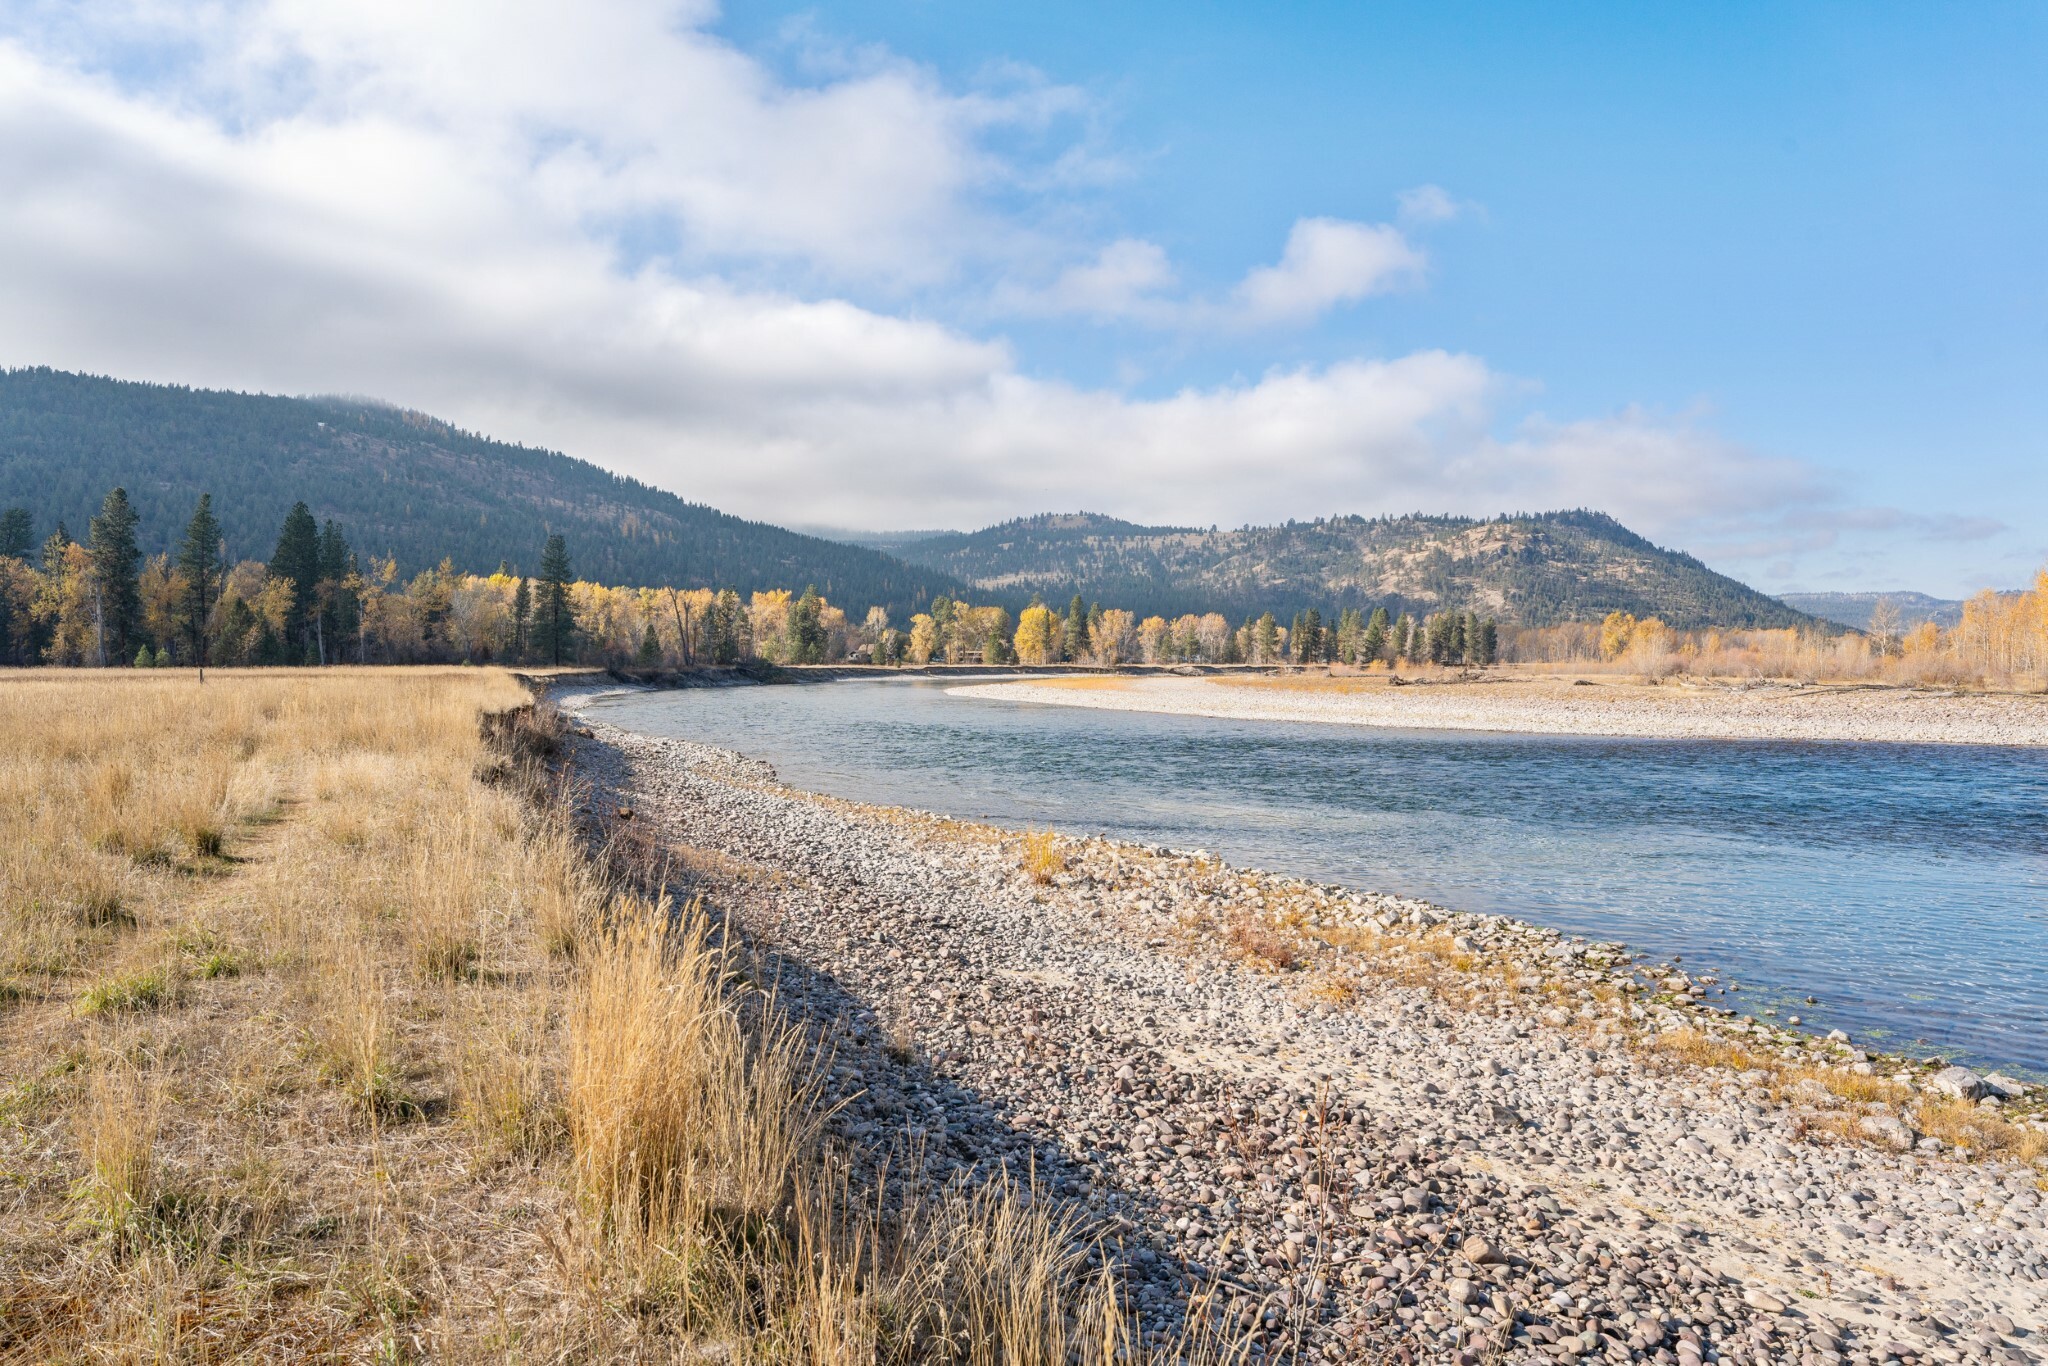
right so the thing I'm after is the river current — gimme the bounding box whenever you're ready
[586,678,2048,1075]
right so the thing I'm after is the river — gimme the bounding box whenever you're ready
[585,677,2048,1076]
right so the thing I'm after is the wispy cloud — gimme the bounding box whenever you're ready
[1395,183,1474,226]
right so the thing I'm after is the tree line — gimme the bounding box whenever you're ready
[0,488,1501,673]
[0,491,577,670]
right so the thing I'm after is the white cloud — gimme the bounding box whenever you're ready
[1000,238,1178,322]
[0,2,1962,588]
[1396,183,1468,226]
[1229,217,1426,326]
[1004,215,1424,328]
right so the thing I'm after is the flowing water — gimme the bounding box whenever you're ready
[587,678,2048,1075]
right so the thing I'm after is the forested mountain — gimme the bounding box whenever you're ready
[885,510,1817,629]
[1777,591,1964,632]
[0,368,961,617]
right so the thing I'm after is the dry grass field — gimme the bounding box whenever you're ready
[0,669,1185,1364]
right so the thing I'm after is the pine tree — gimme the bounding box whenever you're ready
[790,584,827,664]
[1300,608,1324,664]
[87,487,143,666]
[1428,613,1459,665]
[1360,606,1388,664]
[176,494,224,680]
[637,622,662,667]
[511,577,532,660]
[1475,617,1499,666]
[1064,595,1087,662]
[537,534,575,666]
[0,507,32,560]
[314,520,355,665]
[269,501,322,660]
[1255,612,1280,664]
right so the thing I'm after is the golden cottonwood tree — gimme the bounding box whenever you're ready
[1013,605,1055,664]
[1137,615,1169,663]
[1091,609,1135,666]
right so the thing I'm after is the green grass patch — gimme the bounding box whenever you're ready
[78,965,173,1015]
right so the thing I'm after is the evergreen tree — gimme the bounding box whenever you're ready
[984,607,1012,665]
[0,507,31,560]
[175,494,224,679]
[511,577,532,660]
[537,534,575,666]
[1360,606,1388,664]
[43,521,71,572]
[87,486,143,665]
[269,501,322,659]
[1255,612,1280,664]
[1427,612,1457,665]
[1334,607,1363,665]
[1300,608,1324,664]
[1064,595,1087,662]
[315,519,356,665]
[636,622,662,667]
[1475,617,1499,666]
[710,588,744,664]
[790,584,827,664]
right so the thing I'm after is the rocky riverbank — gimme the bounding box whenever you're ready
[563,704,2047,1365]
[949,676,2048,747]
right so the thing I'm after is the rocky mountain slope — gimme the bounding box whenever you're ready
[885,511,1816,629]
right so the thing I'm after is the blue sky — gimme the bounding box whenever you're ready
[1,1,2042,594]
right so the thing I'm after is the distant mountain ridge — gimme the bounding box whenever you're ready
[0,368,1817,631]
[1777,591,1965,632]
[883,510,1817,629]
[0,368,963,617]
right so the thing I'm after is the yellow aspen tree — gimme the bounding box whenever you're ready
[1599,611,1637,660]
[1092,609,1135,666]
[1013,604,1054,664]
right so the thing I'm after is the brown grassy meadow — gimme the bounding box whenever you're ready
[0,668,1200,1363]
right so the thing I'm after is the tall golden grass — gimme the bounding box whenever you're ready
[0,668,1235,1362]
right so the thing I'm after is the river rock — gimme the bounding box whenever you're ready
[1929,1065,1987,1100]
[1857,1113,1917,1151]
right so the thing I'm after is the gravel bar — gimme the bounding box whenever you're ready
[949,677,2048,748]
[565,703,2048,1366]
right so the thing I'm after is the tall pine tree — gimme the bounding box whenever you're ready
[87,487,143,666]
[315,519,356,665]
[790,584,827,664]
[511,577,532,661]
[176,494,224,678]
[269,502,322,662]
[537,534,575,666]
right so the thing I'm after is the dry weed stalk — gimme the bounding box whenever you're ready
[1021,830,1066,886]
[71,1044,166,1247]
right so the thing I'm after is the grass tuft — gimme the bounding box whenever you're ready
[1021,829,1066,885]
[78,963,174,1015]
